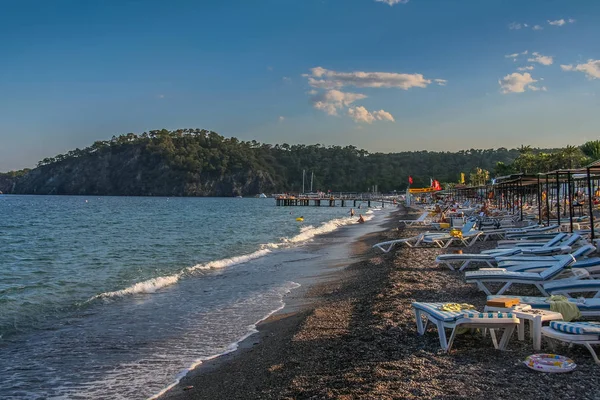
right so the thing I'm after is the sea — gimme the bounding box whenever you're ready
[0,195,392,399]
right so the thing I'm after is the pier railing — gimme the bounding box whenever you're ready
[275,193,399,207]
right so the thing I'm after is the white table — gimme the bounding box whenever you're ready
[484,306,563,350]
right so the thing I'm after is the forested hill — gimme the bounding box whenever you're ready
[1,129,525,196]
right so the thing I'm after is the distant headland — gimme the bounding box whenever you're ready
[0,129,597,197]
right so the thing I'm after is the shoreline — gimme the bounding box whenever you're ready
[158,207,403,399]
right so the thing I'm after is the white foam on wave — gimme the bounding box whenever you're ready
[148,281,301,400]
[280,216,356,244]
[89,250,272,301]
[186,248,272,272]
[92,274,183,300]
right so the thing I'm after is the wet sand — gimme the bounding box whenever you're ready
[161,206,599,400]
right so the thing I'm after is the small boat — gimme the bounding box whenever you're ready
[258,193,267,198]
[235,195,243,198]
[296,217,304,222]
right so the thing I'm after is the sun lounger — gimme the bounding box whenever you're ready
[465,255,583,296]
[543,279,600,298]
[496,233,569,249]
[421,230,483,248]
[419,221,483,248]
[486,295,600,317]
[412,302,519,352]
[504,224,560,238]
[496,244,596,267]
[372,233,426,253]
[541,321,600,364]
[435,248,521,271]
[502,256,600,279]
[399,212,431,226]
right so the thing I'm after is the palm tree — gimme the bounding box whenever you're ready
[561,145,583,169]
[518,145,533,155]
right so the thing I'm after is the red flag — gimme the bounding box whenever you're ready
[432,180,442,191]
[408,176,413,185]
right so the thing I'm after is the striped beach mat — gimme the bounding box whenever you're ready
[549,321,600,335]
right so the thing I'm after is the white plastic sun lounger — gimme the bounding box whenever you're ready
[419,221,482,248]
[496,244,596,267]
[435,248,522,272]
[504,224,560,239]
[503,258,600,280]
[465,255,583,296]
[542,321,600,364]
[496,233,569,249]
[399,212,431,226]
[543,279,600,298]
[372,233,426,253]
[412,302,519,352]
[420,230,483,248]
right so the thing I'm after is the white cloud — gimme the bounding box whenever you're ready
[517,65,534,71]
[278,116,285,122]
[311,89,367,116]
[374,0,409,5]
[498,72,541,94]
[372,109,395,122]
[508,22,523,30]
[528,86,548,92]
[528,52,553,66]
[561,60,600,79]
[434,79,447,86]
[348,106,375,123]
[532,25,543,30]
[347,106,395,123]
[548,19,570,26]
[548,18,575,26]
[282,76,291,82]
[303,66,441,90]
[505,50,528,61]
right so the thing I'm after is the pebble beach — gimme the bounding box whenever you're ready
[162,206,600,400]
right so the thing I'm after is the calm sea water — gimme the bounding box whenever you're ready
[0,195,390,399]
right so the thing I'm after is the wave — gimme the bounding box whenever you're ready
[186,249,272,272]
[90,211,378,301]
[279,216,356,245]
[148,281,301,400]
[90,250,272,301]
[92,274,183,300]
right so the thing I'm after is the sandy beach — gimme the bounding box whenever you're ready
[161,206,600,400]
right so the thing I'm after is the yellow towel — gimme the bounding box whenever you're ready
[548,295,582,322]
[439,303,476,335]
[440,303,476,312]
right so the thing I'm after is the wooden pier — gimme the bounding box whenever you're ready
[275,196,396,208]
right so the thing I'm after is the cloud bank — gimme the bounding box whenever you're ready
[304,66,445,123]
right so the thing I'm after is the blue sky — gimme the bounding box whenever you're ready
[1,0,599,171]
